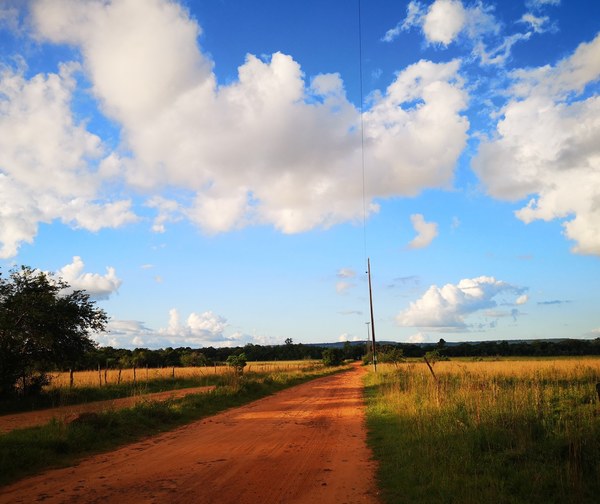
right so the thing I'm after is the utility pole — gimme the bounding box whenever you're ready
[367,257,377,372]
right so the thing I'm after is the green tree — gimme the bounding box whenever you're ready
[0,266,107,397]
[379,347,405,367]
[226,353,247,375]
[322,348,344,367]
[181,351,209,367]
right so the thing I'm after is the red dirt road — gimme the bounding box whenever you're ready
[0,365,380,504]
[0,386,216,434]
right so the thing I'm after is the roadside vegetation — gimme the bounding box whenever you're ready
[365,358,600,503]
[0,363,348,487]
[0,361,323,415]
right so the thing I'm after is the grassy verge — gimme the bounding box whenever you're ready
[0,365,347,487]
[0,375,227,415]
[364,361,600,504]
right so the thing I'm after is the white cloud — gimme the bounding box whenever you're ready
[397,276,526,330]
[473,32,532,66]
[473,33,600,256]
[382,1,425,42]
[408,332,429,343]
[336,281,354,294]
[14,0,468,245]
[0,61,137,257]
[363,59,469,197]
[102,309,275,349]
[337,268,356,278]
[526,0,560,8]
[159,308,235,346]
[385,0,541,67]
[516,294,529,305]
[423,0,466,46]
[57,256,122,300]
[519,13,552,34]
[0,5,20,33]
[336,268,357,293]
[408,213,439,249]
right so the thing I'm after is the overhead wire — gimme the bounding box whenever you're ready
[358,0,368,268]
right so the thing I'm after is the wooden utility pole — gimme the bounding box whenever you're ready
[367,258,377,372]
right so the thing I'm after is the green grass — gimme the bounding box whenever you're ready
[0,365,346,487]
[364,362,600,504]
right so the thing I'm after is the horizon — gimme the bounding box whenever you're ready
[0,0,599,350]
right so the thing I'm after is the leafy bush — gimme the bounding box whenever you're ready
[322,348,344,366]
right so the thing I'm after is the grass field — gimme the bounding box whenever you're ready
[0,361,323,415]
[365,358,600,504]
[48,361,322,389]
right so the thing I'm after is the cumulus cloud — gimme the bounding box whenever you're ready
[408,213,438,249]
[102,309,276,349]
[363,59,469,196]
[158,308,246,347]
[408,332,429,343]
[384,0,544,66]
[0,0,471,255]
[57,256,122,300]
[0,62,137,257]
[398,276,526,330]
[383,0,469,46]
[423,0,467,46]
[473,33,600,256]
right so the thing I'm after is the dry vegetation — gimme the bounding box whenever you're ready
[48,361,322,389]
[366,358,600,503]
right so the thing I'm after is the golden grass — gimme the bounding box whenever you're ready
[366,357,600,502]
[48,360,323,389]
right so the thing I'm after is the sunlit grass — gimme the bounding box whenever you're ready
[48,360,322,389]
[365,359,600,503]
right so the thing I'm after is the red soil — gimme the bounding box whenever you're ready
[0,365,379,503]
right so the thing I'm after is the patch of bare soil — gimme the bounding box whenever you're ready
[0,386,216,434]
[0,365,379,503]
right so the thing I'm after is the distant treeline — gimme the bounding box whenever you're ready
[73,338,600,371]
[392,338,600,358]
[75,342,364,370]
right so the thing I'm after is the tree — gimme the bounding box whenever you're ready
[226,353,247,375]
[0,266,107,397]
[378,347,405,367]
[181,350,209,367]
[322,348,344,367]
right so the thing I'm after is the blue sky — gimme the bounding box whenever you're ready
[1,0,599,349]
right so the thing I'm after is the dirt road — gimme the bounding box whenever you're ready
[0,386,216,434]
[0,365,379,504]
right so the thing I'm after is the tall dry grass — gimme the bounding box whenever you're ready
[366,358,600,503]
[48,360,322,389]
